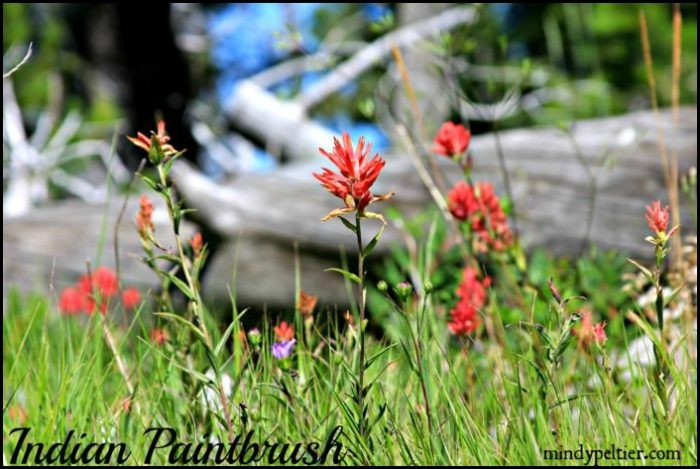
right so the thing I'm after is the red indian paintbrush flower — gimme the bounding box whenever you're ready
[121,288,141,310]
[79,266,119,298]
[645,200,669,234]
[433,122,471,157]
[593,321,607,344]
[575,311,608,346]
[274,321,295,342]
[59,286,86,315]
[448,267,490,336]
[127,120,178,158]
[297,290,318,319]
[313,132,393,222]
[58,266,143,316]
[448,181,512,252]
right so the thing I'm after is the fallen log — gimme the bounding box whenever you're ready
[2,198,195,307]
[173,106,697,256]
[2,198,349,309]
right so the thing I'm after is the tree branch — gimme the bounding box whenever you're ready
[296,6,478,110]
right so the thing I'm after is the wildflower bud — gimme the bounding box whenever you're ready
[343,310,355,327]
[548,277,562,304]
[148,137,165,164]
[150,328,170,346]
[190,232,203,258]
[136,195,155,239]
[333,351,343,365]
[127,120,179,164]
[432,122,470,157]
[423,281,434,295]
[248,328,261,347]
[297,290,317,319]
[360,319,369,333]
[593,321,607,345]
[377,280,388,293]
[394,281,413,301]
[121,398,132,414]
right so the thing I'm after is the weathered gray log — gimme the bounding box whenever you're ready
[2,198,195,305]
[173,106,697,256]
[2,198,348,308]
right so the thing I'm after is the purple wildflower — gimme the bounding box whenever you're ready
[271,339,296,359]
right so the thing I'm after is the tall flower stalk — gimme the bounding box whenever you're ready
[628,200,682,414]
[313,132,393,440]
[128,121,235,442]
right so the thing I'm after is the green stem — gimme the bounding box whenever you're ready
[156,164,235,441]
[412,294,434,437]
[355,213,367,440]
[652,262,668,416]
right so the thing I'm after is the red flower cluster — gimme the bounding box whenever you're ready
[448,267,490,336]
[575,311,608,346]
[448,181,512,252]
[121,288,141,310]
[313,132,393,221]
[645,200,669,234]
[58,267,141,316]
[433,122,471,157]
[127,120,177,158]
[274,321,295,342]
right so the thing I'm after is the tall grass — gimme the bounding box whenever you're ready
[2,258,696,465]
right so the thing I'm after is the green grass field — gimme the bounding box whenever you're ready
[3,220,697,466]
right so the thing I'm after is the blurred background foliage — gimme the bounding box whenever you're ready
[4,3,696,136]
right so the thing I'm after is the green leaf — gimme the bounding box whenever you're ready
[627,258,655,283]
[366,343,397,370]
[552,313,582,363]
[141,175,158,192]
[663,284,685,308]
[516,354,549,393]
[180,208,198,217]
[339,216,357,233]
[214,322,237,357]
[399,340,418,374]
[147,253,180,263]
[628,311,689,395]
[153,312,207,342]
[362,225,385,258]
[325,267,361,284]
[519,322,554,350]
[163,272,195,300]
[149,136,164,164]
[371,403,387,428]
[140,336,212,383]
